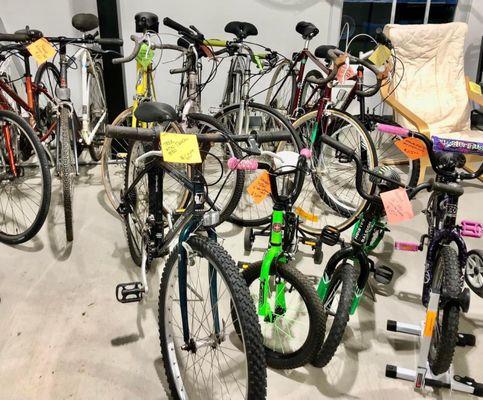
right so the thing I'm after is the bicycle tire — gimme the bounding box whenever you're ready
[214,102,303,227]
[159,236,267,399]
[239,260,326,369]
[60,107,74,242]
[0,110,51,244]
[33,61,60,135]
[465,249,483,298]
[298,69,322,113]
[88,62,107,161]
[293,109,377,234]
[312,262,356,368]
[428,245,461,375]
[265,59,296,116]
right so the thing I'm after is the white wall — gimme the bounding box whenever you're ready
[118,0,339,111]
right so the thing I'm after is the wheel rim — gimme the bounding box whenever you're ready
[163,249,249,399]
[467,253,483,289]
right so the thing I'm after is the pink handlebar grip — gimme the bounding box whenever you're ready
[227,157,259,171]
[300,148,312,159]
[377,123,410,137]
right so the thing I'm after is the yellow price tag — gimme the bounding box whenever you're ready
[368,45,391,67]
[27,38,56,65]
[295,207,319,222]
[160,133,202,164]
[469,81,482,95]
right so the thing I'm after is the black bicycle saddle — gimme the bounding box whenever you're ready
[134,102,177,123]
[72,13,99,32]
[295,21,319,40]
[224,21,258,40]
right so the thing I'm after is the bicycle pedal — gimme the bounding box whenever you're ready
[394,241,419,251]
[116,282,144,303]
[457,332,476,347]
[320,225,340,246]
[461,220,482,238]
[374,265,393,285]
[237,261,251,270]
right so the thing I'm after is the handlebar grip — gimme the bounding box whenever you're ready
[319,134,356,159]
[170,65,190,74]
[377,123,410,137]
[106,125,156,142]
[0,32,29,42]
[112,35,140,64]
[96,38,123,46]
[429,179,464,197]
[227,157,258,171]
[255,131,293,143]
[163,17,193,36]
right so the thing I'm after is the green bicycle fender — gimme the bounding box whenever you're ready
[258,246,280,317]
[317,273,330,300]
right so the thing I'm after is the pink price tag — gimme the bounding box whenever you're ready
[380,188,414,225]
[336,64,356,83]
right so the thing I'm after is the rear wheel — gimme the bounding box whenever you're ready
[428,246,461,375]
[299,69,322,114]
[0,110,51,244]
[87,62,107,161]
[34,61,60,139]
[239,260,326,369]
[265,59,296,117]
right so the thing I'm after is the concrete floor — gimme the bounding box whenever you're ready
[1,165,483,400]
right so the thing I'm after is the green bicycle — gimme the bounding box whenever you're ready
[230,148,326,369]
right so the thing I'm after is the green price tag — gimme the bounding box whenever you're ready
[136,43,155,70]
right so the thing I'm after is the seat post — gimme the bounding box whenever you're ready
[304,39,310,50]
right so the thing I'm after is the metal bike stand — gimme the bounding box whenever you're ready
[385,291,483,396]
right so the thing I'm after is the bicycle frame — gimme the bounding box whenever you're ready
[122,154,221,343]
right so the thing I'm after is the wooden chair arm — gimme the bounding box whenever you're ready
[466,76,483,106]
[380,82,430,135]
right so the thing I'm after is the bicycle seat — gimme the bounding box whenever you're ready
[314,45,337,60]
[134,102,177,123]
[295,21,319,40]
[72,13,99,32]
[224,21,258,40]
[135,12,159,33]
[14,28,43,40]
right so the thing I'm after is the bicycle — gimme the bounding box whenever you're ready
[229,148,326,369]
[312,125,483,373]
[0,109,51,244]
[105,104,294,399]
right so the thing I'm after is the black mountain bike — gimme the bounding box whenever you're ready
[107,102,298,399]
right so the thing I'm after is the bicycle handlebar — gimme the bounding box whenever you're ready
[112,35,140,64]
[163,17,204,44]
[305,49,341,86]
[0,32,29,42]
[375,28,393,50]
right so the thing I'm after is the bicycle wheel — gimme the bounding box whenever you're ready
[34,61,60,137]
[293,109,377,234]
[239,260,326,369]
[312,262,356,368]
[428,245,461,375]
[100,107,132,211]
[159,236,267,400]
[87,62,107,161]
[215,102,302,227]
[185,113,244,222]
[298,69,322,113]
[0,110,51,244]
[59,107,75,242]
[361,115,420,187]
[465,249,483,297]
[265,59,296,117]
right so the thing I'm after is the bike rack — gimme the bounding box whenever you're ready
[385,290,483,396]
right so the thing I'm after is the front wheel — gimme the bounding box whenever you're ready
[59,107,75,242]
[240,260,326,369]
[312,262,356,368]
[87,62,107,161]
[159,236,267,400]
[428,246,461,375]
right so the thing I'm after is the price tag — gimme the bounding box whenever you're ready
[295,207,319,222]
[395,137,428,160]
[336,62,356,84]
[368,45,391,67]
[469,81,482,95]
[160,133,202,164]
[27,38,56,65]
[247,171,271,204]
[136,43,155,70]
[380,187,414,224]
